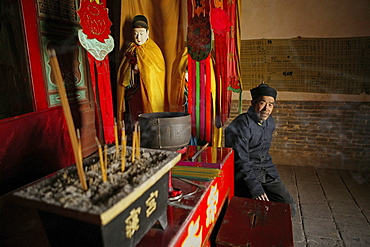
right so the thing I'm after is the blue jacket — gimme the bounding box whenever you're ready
[225,106,280,198]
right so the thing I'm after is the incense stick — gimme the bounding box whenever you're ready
[48,49,88,191]
[121,120,126,138]
[77,129,82,164]
[131,123,137,163]
[95,137,107,182]
[114,119,119,159]
[76,129,87,190]
[136,124,141,160]
[121,122,126,171]
[104,144,108,170]
[121,135,127,172]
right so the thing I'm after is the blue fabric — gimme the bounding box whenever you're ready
[225,106,280,198]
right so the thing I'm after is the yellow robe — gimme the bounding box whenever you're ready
[117,38,165,126]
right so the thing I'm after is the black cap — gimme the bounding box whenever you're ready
[250,83,277,100]
[132,15,148,29]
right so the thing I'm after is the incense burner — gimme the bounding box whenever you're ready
[13,146,180,247]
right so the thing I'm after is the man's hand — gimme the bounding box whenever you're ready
[255,193,269,201]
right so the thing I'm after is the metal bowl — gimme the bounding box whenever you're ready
[138,112,191,150]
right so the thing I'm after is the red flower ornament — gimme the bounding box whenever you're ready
[77,0,112,42]
[210,8,232,36]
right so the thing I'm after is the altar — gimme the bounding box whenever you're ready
[0,146,234,246]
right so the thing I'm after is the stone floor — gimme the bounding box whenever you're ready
[277,165,370,247]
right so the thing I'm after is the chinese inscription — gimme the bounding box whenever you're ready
[206,184,219,227]
[145,190,159,217]
[125,207,141,239]
[124,189,159,239]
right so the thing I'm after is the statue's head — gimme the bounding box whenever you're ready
[132,15,149,46]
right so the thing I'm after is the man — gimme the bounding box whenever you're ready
[225,83,296,217]
[117,15,165,131]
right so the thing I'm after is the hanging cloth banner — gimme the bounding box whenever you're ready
[205,55,212,143]
[77,0,115,143]
[87,53,115,143]
[187,1,211,62]
[187,0,214,143]
[187,53,214,143]
[224,0,242,117]
[190,57,197,137]
[200,59,205,141]
[210,3,233,128]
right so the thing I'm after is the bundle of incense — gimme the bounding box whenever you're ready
[48,49,87,190]
[171,166,221,181]
[95,137,107,182]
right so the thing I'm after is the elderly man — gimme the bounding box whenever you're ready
[225,83,296,217]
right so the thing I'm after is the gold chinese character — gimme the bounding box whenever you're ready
[145,190,158,217]
[90,0,102,4]
[182,215,203,247]
[206,184,219,227]
[125,207,141,239]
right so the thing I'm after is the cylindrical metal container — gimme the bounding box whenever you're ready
[138,112,191,150]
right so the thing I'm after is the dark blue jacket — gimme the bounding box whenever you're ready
[225,106,280,198]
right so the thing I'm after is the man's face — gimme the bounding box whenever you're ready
[253,96,275,122]
[133,28,149,46]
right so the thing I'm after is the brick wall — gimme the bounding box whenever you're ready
[225,100,370,171]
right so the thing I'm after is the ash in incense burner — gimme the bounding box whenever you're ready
[15,147,171,214]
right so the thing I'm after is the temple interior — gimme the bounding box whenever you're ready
[0,1,369,246]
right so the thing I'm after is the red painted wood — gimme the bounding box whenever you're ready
[21,0,48,110]
[216,197,293,247]
[137,147,234,247]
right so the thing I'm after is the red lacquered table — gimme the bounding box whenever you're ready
[137,146,234,247]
